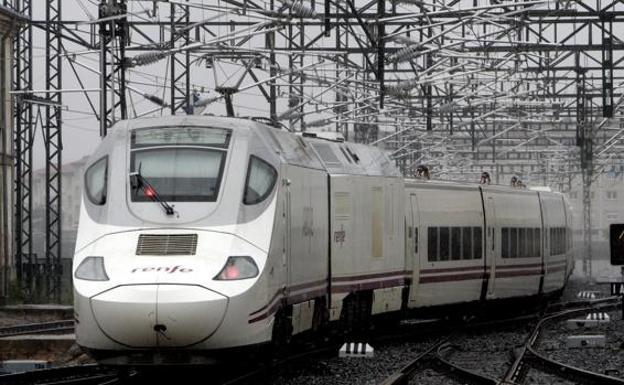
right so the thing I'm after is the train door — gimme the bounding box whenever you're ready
[485,196,497,299]
[283,167,292,295]
[408,193,420,301]
[537,192,546,294]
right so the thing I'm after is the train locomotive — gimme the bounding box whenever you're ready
[72,115,573,365]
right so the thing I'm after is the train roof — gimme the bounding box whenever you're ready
[108,116,401,178]
[404,178,564,197]
[105,116,567,190]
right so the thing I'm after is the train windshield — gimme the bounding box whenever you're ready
[130,127,230,202]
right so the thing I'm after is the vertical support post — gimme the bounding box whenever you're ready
[268,0,276,122]
[288,18,304,130]
[377,0,384,109]
[99,0,128,137]
[45,0,62,302]
[335,6,349,138]
[11,0,34,300]
[170,0,191,114]
[576,53,592,281]
[601,13,614,118]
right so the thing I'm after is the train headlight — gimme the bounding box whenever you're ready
[214,256,259,280]
[74,256,109,281]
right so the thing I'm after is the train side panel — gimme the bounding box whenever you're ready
[539,192,569,294]
[328,175,404,321]
[563,196,575,279]
[282,164,329,335]
[482,188,543,300]
[407,182,485,308]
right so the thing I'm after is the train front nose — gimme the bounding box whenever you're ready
[90,284,228,347]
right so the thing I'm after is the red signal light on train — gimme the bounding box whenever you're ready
[144,186,156,199]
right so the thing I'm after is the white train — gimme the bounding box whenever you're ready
[72,116,573,365]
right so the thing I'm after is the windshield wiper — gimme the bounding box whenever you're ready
[130,170,175,216]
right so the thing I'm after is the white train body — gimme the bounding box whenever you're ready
[73,116,573,365]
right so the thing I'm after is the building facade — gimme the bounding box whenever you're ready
[566,167,624,259]
[0,5,23,302]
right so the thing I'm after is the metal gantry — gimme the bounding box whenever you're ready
[45,0,63,302]
[8,0,34,300]
[7,0,624,300]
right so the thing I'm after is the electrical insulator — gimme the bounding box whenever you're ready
[280,0,318,18]
[130,51,168,67]
[306,118,330,128]
[143,94,168,107]
[390,35,418,46]
[387,44,421,63]
[194,96,221,108]
[392,0,427,6]
[385,79,419,96]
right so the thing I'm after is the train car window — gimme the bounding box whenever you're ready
[85,156,108,205]
[510,228,518,258]
[439,227,450,261]
[451,227,461,260]
[414,227,419,254]
[501,228,509,258]
[244,156,278,205]
[131,148,225,202]
[535,228,541,258]
[527,228,533,258]
[473,227,482,259]
[462,227,472,259]
[428,227,438,261]
[567,228,571,251]
[553,228,557,255]
[519,228,527,258]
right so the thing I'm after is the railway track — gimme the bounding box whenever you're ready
[0,320,75,338]
[379,296,624,385]
[4,297,621,385]
[503,298,624,385]
[0,364,131,385]
[379,318,511,385]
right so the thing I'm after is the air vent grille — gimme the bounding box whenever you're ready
[136,234,198,256]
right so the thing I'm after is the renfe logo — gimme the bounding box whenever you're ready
[131,266,193,274]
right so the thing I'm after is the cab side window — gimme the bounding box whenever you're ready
[243,156,278,205]
[85,156,108,205]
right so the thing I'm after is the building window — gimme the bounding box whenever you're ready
[606,212,619,221]
[607,191,617,200]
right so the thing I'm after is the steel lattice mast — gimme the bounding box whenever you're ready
[7,0,624,298]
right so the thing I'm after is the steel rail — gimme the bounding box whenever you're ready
[380,296,623,385]
[378,336,452,385]
[0,320,74,338]
[433,343,499,385]
[502,301,624,385]
[0,364,126,385]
